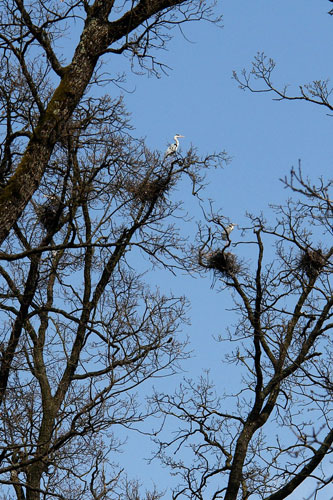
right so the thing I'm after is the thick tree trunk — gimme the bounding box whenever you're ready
[0,0,186,246]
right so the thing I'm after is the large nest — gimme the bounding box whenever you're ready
[126,177,170,204]
[206,250,241,277]
[298,248,325,278]
[36,200,63,231]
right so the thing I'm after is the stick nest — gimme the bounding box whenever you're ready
[126,177,170,204]
[36,201,63,231]
[206,250,241,277]
[298,249,325,278]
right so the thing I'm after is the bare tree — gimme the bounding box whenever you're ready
[233,52,333,113]
[147,11,333,498]
[0,0,221,245]
[0,81,225,499]
[0,2,226,498]
[151,171,333,499]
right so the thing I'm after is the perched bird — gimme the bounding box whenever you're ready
[222,223,235,241]
[165,134,184,157]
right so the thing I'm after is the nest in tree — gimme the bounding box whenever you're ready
[206,250,241,277]
[126,177,170,204]
[298,249,325,278]
[36,200,63,231]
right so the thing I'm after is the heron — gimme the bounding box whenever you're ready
[222,223,235,241]
[165,134,184,157]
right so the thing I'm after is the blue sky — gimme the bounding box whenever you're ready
[2,0,333,498]
[102,1,333,497]
[17,1,331,497]
[116,0,333,381]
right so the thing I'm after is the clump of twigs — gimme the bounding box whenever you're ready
[36,197,64,231]
[206,250,241,277]
[298,248,325,278]
[126,177,170,204]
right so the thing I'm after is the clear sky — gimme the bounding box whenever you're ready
[120,0,333,365]
[101,1,333,497]
[28,1,332,497]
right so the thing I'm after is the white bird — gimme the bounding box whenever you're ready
[222,223,235,241]
[165,134,184,157]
